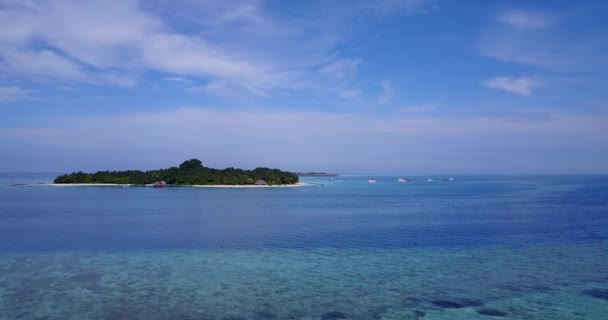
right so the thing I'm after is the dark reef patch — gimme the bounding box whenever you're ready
[173,313,215,320]
[413,310,426,318]
[582,288,608,300]
[431,298,484,309]
[497,283,552,293]
[164,308,215,320]
[321,311,347,320]
[254,310,277,319]
[431,300,461,308]
[478,309,508,317]
[366,306,389,319]
[401,297,422,307]
[105,308,138,320]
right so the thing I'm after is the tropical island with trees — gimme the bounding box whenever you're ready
[53,159,299,186]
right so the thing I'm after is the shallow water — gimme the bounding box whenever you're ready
[1,174,607,319]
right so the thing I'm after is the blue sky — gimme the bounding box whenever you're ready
[1,0,607,173]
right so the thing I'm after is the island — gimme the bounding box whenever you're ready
[53,159,299,186]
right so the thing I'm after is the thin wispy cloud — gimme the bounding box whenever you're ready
[0,86,26,103]
[498,9,558,30]
[319,59,362,80]
[479,7,607,71]
[338,89,361,99]
[2,107,606,173]
[378,81,394,104]
[318,58,364,99]
[400,102,441,113]
[357,0,436,16]
[164,77,193,84]
[483,76,541,96]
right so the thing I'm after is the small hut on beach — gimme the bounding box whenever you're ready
[254,180,268,186]
[153,181,167,188]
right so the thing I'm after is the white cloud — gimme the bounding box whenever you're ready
[165,77,192,83]
[318,58,364,99]
[378,80,394,104]
[213,2,263,25]
[479,8,607,71]
[483,76,541,96]
[479,35,569,70]
[0,86,26,103]
[338,89,361,99]
[0,0,431,99]
[0,48,88,82]
[0,1,284,93]
[201,80,270,98]
[498,9,558,30]
[319,59,362,80]
[357,0,436,16]
[482,77,542,96]
[400,102,440,113]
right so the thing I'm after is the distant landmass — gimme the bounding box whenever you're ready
[296,172,339,177]
[54,159,299,186]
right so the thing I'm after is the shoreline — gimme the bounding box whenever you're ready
[14,183,312,188]
[191,183,307,188]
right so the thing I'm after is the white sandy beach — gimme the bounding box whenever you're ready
[191,183,308,188]
[47,183,133,187]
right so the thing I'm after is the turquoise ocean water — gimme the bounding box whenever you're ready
[1,174,607,319]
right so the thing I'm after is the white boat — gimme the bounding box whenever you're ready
[427,178,433,182]
[398,178,409,182]
[368,179,377,183]
[448,177,455,182]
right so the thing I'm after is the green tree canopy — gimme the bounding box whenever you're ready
[179,159,203,170]
[54,159,298,186]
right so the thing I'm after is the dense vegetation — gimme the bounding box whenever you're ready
[54,159,299,185]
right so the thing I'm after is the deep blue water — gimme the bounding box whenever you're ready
[1,174,608,319]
